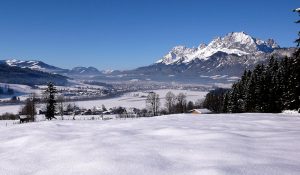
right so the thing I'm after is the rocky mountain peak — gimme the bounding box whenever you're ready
[157,32,281,65]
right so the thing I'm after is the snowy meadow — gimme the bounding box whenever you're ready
[0,89,207,115]
[0,113,300,175]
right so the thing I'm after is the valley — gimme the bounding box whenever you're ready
[1,1,299,175]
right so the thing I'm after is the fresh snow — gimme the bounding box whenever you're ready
[0,113,300,175]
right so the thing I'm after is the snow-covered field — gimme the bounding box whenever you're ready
[0,89,207,114]
[0,113,300,175]
[74,89,207,109]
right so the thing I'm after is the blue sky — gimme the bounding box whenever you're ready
[0,0,298,70]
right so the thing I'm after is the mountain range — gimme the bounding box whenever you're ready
[100,32,295,83]
[0,32,296,84]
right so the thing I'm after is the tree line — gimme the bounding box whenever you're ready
[204,54,300,113]
[204,9,300,113]
[226,55,299,113]
[146,91,201,116]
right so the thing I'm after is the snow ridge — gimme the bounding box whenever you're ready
[3,59,63,72]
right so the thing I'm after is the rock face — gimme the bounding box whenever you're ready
[156,32,281,65]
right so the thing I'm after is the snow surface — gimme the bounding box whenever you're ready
[282,110,300,115]
[0,113,300,175]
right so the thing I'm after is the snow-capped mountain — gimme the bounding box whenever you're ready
[99,32,294,83]
[0,59,68,73]
[156,32,280,65]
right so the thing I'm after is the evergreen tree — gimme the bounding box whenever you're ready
[203,88,229,113]
[229,83,244,113]
[220,9,300,113]
[244,70,255,112]
[253,64,265,112]
[293,8,300,57]
[222,92,229,113]
[186,101,194,111]
[266,57,281,112]
[45,82,57,120]
[290,9,300,111]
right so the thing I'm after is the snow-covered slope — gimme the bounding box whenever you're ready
[1,113,300,175]
[0,59,102,77]
[157,32,280,65]
[0,59,67,73]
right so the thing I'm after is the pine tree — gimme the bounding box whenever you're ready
[230,83,243,113]
[203,88,228,113]
[254,64,265,112]
[244,70,255,112]
[45,82,57,120]
[266,57,282,112]
[222,92,229,113]
[291,8,300,111]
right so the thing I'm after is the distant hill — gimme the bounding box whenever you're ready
[69,66,101,75]
[0,59,102,77]
[0,59,68,73]
[0,63,69,86]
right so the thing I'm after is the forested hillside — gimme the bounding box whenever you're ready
[0,63,69,86]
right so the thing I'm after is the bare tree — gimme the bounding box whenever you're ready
[20,93,37,122]
[92,106,97,115]
[57,95,66,120]
[195,98,204,108]
[165,91,176,114]
[102,104,107,111]
[71,103,78,120]
[146,92,160,116]
[176,93,187,113]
